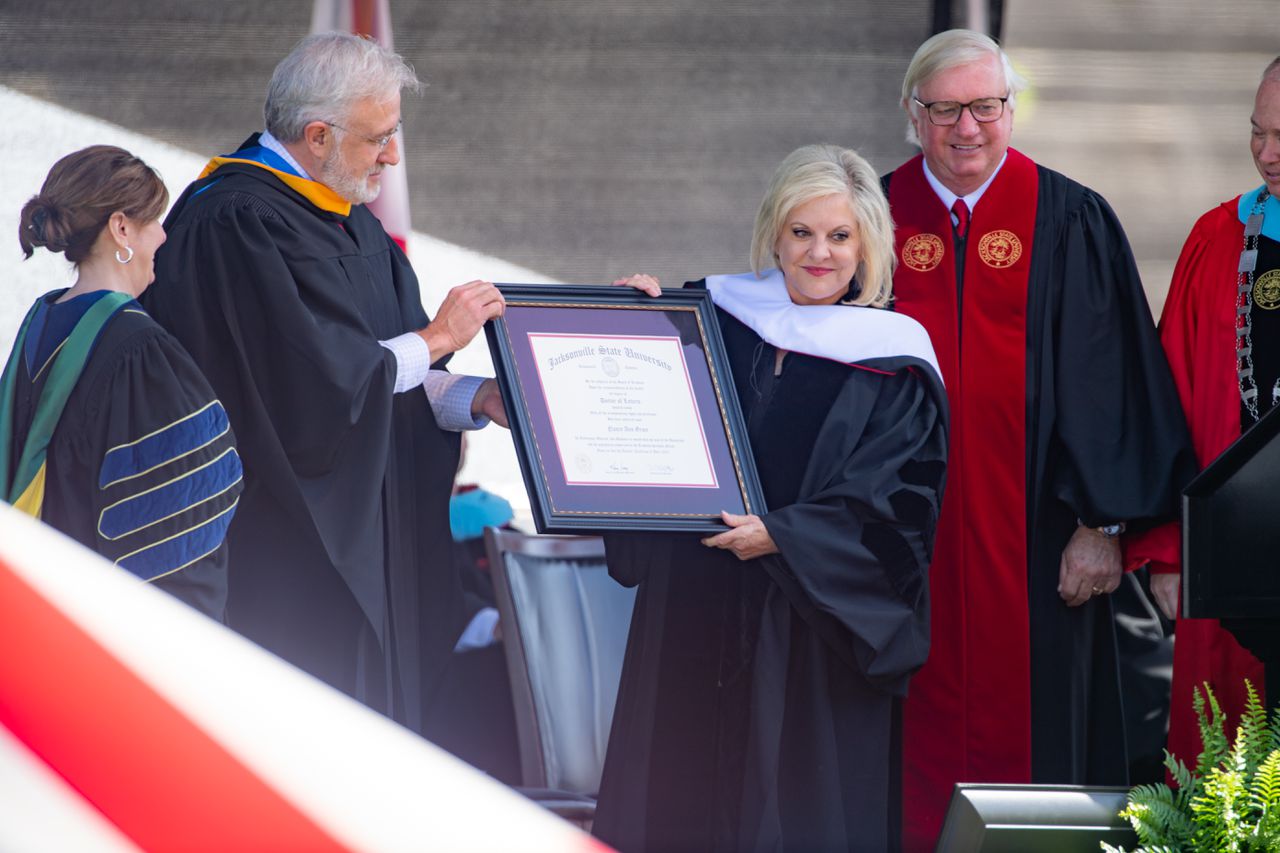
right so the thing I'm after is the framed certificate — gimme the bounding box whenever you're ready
[484,284,766,533]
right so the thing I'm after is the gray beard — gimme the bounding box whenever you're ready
[320,147,381,205]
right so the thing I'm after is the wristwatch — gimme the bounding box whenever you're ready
[1078,519,1126,538]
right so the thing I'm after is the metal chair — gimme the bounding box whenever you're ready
[483,527,636,828]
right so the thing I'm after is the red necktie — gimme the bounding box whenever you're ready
[951,199,970,240]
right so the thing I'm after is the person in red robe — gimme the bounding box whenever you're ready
[1124,58,1280,771]
[881,29,1197,850]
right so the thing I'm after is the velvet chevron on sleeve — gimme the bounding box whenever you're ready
[5,297,242,619]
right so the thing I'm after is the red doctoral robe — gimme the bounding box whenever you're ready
[1125,198,1265,769]
[886,149,1195,851]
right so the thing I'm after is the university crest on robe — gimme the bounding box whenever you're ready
[1254,269,1280,310]
[902,233,945,272]
[978,230,1023,268]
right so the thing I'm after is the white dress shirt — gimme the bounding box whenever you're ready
[921,151,1008,227]
[260,130,489,431]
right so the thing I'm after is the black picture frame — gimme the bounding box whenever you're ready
[484,284,766,534]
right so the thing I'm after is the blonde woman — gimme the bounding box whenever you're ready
[597,144,948,852]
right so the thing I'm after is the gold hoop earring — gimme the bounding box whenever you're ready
[115,246,134,264]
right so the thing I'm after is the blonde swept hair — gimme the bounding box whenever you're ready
[749,144,895,308]
[901,29,1028,147]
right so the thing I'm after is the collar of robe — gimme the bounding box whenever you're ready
[198,156,352,217]
[705,269,942,382]
[0,290,134,517]
[1238,185,1280,243]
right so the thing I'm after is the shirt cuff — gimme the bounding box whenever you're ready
[454,606,500,652]
[424,372,490,431]
[379,332,432,393]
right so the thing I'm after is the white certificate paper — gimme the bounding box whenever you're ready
[527,333,718,488]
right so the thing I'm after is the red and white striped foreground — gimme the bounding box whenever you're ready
[0,503,609,852]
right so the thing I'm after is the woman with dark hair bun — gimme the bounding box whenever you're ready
[3,145,242,618]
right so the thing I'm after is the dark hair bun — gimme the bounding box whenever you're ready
[18,196,71,258]
[17,145,168,263]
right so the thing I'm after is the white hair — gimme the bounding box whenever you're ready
[901,29,1028,147]
[264,32,421,143]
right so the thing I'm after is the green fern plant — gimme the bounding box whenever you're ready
[1102,679,1280,853]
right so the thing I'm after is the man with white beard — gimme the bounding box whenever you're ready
[144,33,506,734]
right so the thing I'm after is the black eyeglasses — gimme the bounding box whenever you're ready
[912,96,1009,126]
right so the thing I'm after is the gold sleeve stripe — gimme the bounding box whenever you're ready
[118,498,239,582]
[100,400,231,490]
[98,447,242,541]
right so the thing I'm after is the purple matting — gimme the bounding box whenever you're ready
[502,303,751,519]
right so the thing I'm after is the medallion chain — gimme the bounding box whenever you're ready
[1238,189,1271,423]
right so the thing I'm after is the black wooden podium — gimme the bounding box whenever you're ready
[1183,403,1280,706]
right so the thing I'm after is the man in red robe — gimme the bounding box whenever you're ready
[881,29,1197,850]
[1125,58,1280,771]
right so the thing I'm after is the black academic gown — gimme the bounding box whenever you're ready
[143,141,465,731]
[593,289,949,853]
[1019,169,1196,781]
[7,297,239,617]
